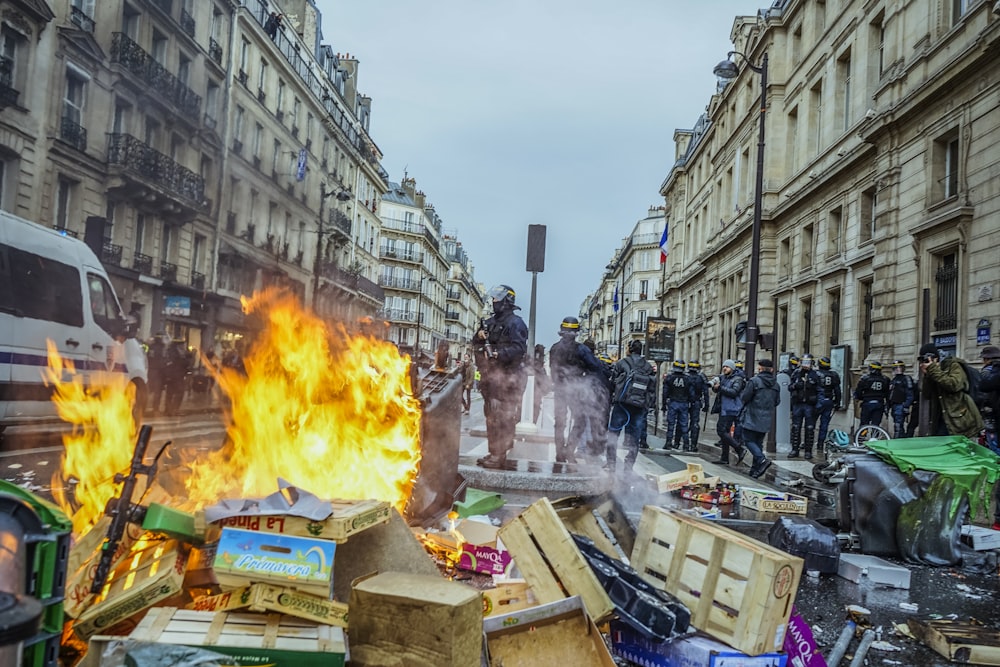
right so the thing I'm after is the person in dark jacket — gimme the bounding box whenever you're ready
[888,360,916,439]
[474,284,528,469]
[918,343,983,439]
[815,356,842,447]
[710,359,746,466]
[662,359,694,450]
[853,361,890,428]
[548,317,605,466]
[979,345,1000,530]
[686,360,710,450]
[788,354,822,459]
[739,358,780,479]
[608,340,655,472]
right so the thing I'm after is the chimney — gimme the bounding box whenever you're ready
[340,53,359,114]
[401,177,417,200]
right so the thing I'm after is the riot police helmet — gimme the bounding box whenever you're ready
[818,356,831,369]
[672,358,686,370]
[688,360,701,370]
[559,316,580,336]
[869,361,883,371]
[487,284,517,314]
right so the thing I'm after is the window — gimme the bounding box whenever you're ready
[178,55,191,87]
[145,116,160,148]
[160,224,172,264]
[779,236,791,278]
[836,50,852,132]
[2,25,27,101]
[827,288,841,346]
[870,11,886,82]
[253,123,263,160]
[1,245,84,326]
[121,4,140,39]
[802,223,814,269]
[113,100,129,134]
[258,58,267,93]
[953,0,970,25]
[152,30,168,65]
[792,23,802,64]
[272,139,280,174]
[234,105,244,141]
[239,39,249,75]
[786,106,799,174]
[206,82,219,124]
[860,278,873,359]
[63,67,87,126]
[810,79,823,154]
[135,214,146,254]
[860,187,876,243]
[801,297,812,353]
[88,272,122,336]
[276,79,285,116]
[827,206,842,257]
[55,178,75,232]
[934,251,958,331]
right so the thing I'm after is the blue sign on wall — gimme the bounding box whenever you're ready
[165,296,191,317]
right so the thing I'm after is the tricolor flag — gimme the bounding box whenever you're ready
[613,284,619,313]
[659,225,669,264]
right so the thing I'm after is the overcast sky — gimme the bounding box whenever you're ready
[318,1,760,348]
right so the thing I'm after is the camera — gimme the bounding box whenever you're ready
[918,354,936,364]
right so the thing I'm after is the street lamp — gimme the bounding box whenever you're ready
[714,50,768,375]
[311,182,352,309]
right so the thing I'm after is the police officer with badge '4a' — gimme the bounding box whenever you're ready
[663,359,695,451]
[815,356,842,446]
[687,360,710,450]
[853,361,890,428]
[788,354,822,459]
[888,360,916,439]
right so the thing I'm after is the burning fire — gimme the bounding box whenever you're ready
[48,289,423,535]
[184,289,422,509]
[46,342,139,535]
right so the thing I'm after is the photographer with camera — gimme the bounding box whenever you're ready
[917,343,982,439]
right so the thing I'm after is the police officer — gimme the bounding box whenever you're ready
[789,354,822,459]
[687,360,710,450]
[888,360,916,439]
[853,361,890,428]
[815,356,842,447]
[548,317,606,466]
[474,284,528,470]
[662,359,695,450]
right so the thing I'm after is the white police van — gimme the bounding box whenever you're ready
[0,211,148,437]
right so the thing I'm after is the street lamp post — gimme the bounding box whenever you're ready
[714,51,768,375]
[312,182,352,310]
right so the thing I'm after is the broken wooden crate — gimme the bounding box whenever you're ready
[497,497,615,623]
[630,505,803,656]
[646,462,706,494]
[907,617,1000,666]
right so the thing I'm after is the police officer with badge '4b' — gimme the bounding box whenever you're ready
[815,356,842,446]
[853,361,890,428]
[663,359,695,451]
[686,360,710,450]
[888,360,916,439]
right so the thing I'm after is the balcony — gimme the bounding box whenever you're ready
[379,247,424,264]
[133,253,153,274]
[179,9,195,38]
[106,133,206,221]
[70,6,95,33]
[381,308,417,323]
[327,208,351,240]
[445,310,460,321]
[101,242,123,267]
[191,271,206,290]
[377,276,420,292]
[110,33,201,120]
[159,261,178,282]
[60,116,87,152]
[446,288,461,300]
[209,39,223,65]
[319,263,384,303]
[237,70,248,87]
[0,57,19,110]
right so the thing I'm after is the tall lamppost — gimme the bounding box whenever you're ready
[311,182,352,310]
[714,51,768,375]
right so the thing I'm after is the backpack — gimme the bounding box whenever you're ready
[956,357,986,408]
[615,357,654,409]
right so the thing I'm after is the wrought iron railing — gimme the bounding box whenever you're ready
[381,308,417,322]
[159,261,178,282]
[133,253,153,274]
[934,261,959,330]
[377,276,420,291]
[110,33,201,118]
[328,208,351,237]
[0,56,19,109]
[191,271,206,290]
[101,242,123,266]
[106,133,206,206]
[60,116,87,152]
[445,311,460,321]
[209,38,223,65]
[70,6,95,33]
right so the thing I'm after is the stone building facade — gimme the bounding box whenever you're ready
[659,0,1000,431]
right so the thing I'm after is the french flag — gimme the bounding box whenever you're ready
[659,225,669,264]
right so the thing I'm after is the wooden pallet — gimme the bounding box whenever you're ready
[907,618,1000,665]
[498,497,615,623]
[630,506,802,656]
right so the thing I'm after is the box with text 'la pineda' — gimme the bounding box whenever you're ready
[212,527,335,597]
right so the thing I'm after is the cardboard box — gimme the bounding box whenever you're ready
[483,581,537,617]
[349,571,482,667]
[739,487,809,515]
[610,620,788,667]
[837,553,911,589]
[424,519,514,576]
[212,527,335,596]
[961,524,1000,551]
[209,498,390,542]
[190,582,349,627]
[73,541,188,640]
[631,506,803,655]
[130,607,346,667]
[647,463,705,494]
[484,596,615,667]
[498,497,615,623]
[64,516,142,619]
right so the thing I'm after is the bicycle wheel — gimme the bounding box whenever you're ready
[855,424,891,447]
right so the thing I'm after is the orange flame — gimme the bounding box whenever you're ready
[183,289,422,511]
[45,341,138,535]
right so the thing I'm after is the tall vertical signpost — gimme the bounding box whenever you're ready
[517,225,546,437]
